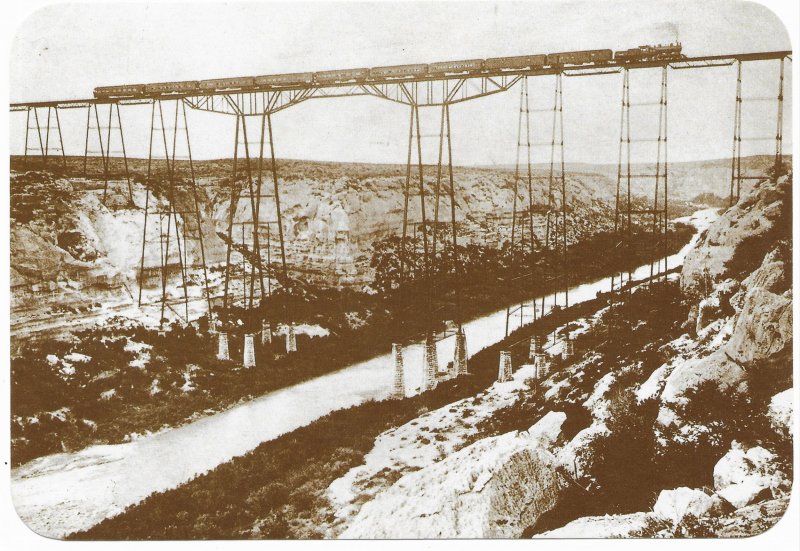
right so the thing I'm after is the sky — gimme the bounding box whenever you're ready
[8,0,794,165]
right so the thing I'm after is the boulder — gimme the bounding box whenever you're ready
[657,349,747,427]
[652,487,723,525]
[713,442,787,509]
[525,411,567,448]
[557,421,610,479]
[341,417,567,538]
[766,389,793,440]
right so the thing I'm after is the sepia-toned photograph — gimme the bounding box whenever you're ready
[4,0,797,543]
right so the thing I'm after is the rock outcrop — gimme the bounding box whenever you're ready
[681,176,789,292]
[341,412,567,538]
[656,176,792,433]
[540,175,792,539]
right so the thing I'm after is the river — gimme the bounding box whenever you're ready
[10,208,718,538]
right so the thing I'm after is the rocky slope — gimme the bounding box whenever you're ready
[324,174,792,538]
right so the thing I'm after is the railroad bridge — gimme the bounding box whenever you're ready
[10,46,791,379]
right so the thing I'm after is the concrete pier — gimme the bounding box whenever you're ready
[561,335,574,360]
[392,343,405,399]
[286,325,297,353]
[207,312,218,335]
[422,336,439,391]
[453,328,468,376]
[217,332,230,361]
[261,320,272,345]
[243,334,256,368]
[530,335,547,378]
[529,334,544,361]
[533,353,548,378]
[498,350,513,382]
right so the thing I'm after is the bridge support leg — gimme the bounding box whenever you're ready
[136,100,209,331]
[222,111,288,339]
[22,106,66,172]
[397,95,464,348]
[505,77,538,336]
[538,73,569,320]
[729,56,786,207]
[611,66,668,312]
[83,103,132,205]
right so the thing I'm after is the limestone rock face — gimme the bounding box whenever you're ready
[341,415,567,539]
[658,176,791,432]
[681,177,789,293]
[724,287,792,366]
[713,443,787,509]
[741,259,786,296]
[652,487,723,525]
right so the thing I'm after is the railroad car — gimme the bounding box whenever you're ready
[369,63,429,79]
[198,77,255,91]
[428,58,484,74]
[254,72,314,86]
[614,43,683,63]
[143,81,200,95]
[94,84,145,99]
[484,54,547,70]
[546,49,613,66]
[314,68,370,84]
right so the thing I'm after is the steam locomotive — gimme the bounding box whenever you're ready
[94,43,684,99]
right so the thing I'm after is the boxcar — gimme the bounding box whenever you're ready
[428,59,484,74]
[143,81,200,95]
[314,68,370,84]
[547,49,613,66]
[254,72,314,86]
[94,84,145,99]
[369,63,429,79]
[198,77,255,91]
[484,54,547,71]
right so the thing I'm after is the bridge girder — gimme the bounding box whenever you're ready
[181,74,523,115]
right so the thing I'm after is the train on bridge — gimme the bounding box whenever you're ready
[94,43,684,99]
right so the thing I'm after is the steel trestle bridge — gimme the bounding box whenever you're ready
[11,48,791,377]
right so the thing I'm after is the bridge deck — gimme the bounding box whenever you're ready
[9,50,791,111]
